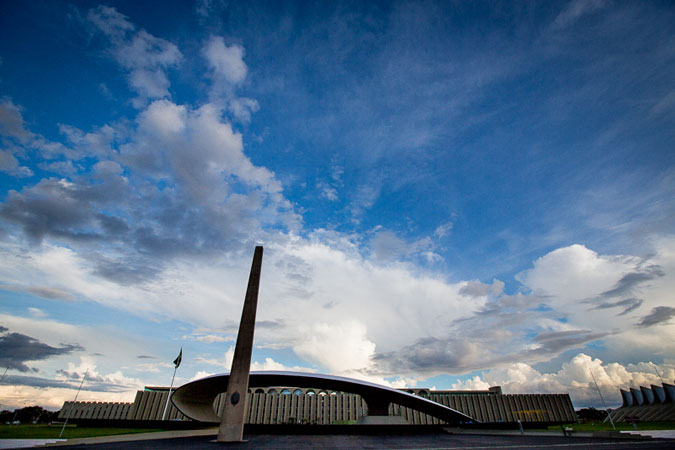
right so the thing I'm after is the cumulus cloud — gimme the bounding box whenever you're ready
[293,321,375,373]
[56,356,143,392]
[0,326,82,372]
[0,97,297,290]
[453,353,675,408]
[0,355,143,409]
[197,346,316,373]
[516,244,633,303]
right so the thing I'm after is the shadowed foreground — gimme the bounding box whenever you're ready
[53,432,675,449]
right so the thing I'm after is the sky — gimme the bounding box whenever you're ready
[0,0,673,412]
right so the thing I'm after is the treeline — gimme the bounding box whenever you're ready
[0,406,59,424]
[576,407,610,422]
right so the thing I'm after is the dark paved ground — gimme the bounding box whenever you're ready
[57,433,675,449]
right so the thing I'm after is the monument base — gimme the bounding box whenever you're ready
[357,415,409,425]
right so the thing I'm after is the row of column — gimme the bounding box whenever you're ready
[59,390,576,424]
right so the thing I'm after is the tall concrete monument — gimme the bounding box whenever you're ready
[217,246,263,442]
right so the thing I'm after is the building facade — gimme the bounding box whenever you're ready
[59,385,576,425]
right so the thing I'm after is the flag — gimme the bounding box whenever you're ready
[173,348,182,368]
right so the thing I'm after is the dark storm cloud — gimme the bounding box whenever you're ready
[0,167,254,286]
[0,167,130,245]
[584,263,663,315]
[2,374,78,390]
[54,368,136,392]
[526,329,609,355]
[636,306,675,328]
[5,374,132,393]
[592,297,644,316]
[97,213,130,236]
[0,284,77,301]
[458,281,491,298]
[599,264,664,299]
[373,337,478,374]
[0,180,102,244]
[0,327,83,372]
[91,256,160,285]
[470,293,545,318]
[256,320,284,329]
[372,328,609,376]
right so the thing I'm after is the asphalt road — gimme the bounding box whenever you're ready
[56,433,675,449]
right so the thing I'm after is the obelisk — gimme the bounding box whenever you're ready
[217,246,263,442]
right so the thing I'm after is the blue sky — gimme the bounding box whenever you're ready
[0,0,674,411]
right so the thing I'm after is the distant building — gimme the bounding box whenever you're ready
[607,383,675,422]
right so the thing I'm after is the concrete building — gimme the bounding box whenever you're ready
[608,383,675,422]
[58,383,576,426]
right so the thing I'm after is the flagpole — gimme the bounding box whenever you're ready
[161,365,178,421]
[60,369,88,438]
[590,369,615,430]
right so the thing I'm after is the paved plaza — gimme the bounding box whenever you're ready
[47,432,675,450]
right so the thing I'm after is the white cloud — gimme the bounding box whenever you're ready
[434,222,453,239]
[0,384,135,410]
[370,230,406,261]
[136,361,173,373]
[27,307,47,318]
[317,182,338,201]
[453,353,675,408]
[184,334,234,344]
[189,370,216,382]
[87,6,182,107]
[56,355,142,388]
[203,37,248,85]
[552,0,607,29]
[294,321,375,373]
[517,244,632,303]
[515,241,675,360]
[228,97,260,124]
[197,347,315,374]
[58,124,116,159]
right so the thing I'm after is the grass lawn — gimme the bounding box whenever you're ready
[0,424,165,439]
[547,421,675,432]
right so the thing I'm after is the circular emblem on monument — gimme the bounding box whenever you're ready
[230,391,240,405]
